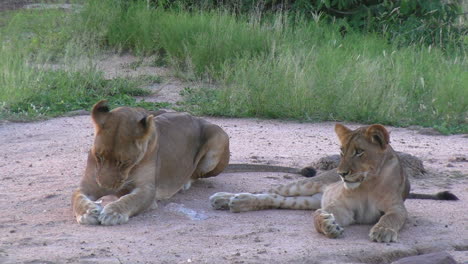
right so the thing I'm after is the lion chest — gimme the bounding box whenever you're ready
[323,183,383,225]
[351,197,382,224]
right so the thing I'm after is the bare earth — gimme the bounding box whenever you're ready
[1,54,467,264]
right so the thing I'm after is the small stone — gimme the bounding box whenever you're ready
[391,251,457,264]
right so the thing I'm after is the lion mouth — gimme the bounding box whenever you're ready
[341,172,367,185]
[343,179,360,183]
[341,173,366,190]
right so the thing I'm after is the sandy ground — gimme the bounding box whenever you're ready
[1,113,467,264]
[0,47,467,264]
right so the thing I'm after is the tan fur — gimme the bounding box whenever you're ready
[210,124,411,243]
[72,100,230,225]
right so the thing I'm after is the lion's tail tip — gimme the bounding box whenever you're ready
[300,167,317,177]
[436,191,459,201]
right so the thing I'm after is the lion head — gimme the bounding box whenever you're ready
[334,124,391,190]
[90,100,156,190]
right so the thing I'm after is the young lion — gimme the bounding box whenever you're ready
[210,124,458,243]
[72,100,230,225]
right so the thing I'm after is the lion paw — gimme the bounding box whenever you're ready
[369,226,397,243]
[229,193,261,213]
[76,203,102,225]
[98,205,129,226]
[315,210,344,239]
[209,192,236,210]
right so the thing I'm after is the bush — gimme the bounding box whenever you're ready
[152,0,466,50]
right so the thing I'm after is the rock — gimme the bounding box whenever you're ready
[406,125,443,136]
[396,151,426,179]
[311,155,340,170]
[418,128,443,136]
[449,156,467,163]
[310,152,426,178]
[391,251,457,264]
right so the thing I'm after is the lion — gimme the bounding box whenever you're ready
[72,100,317,225]
[72,100,233,225]
[210,124,458,243]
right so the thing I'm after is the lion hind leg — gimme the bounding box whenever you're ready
[269,178,325,197]
[277,193,322,210]
[193,127,230,179]
[210,192,236,210]
[211,192,322,213]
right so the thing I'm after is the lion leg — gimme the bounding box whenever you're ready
[98,186,156,226]
[313,203,354,239]
[269,179,325,197]
[269,170,340,197]
[313,183,355,239]
[369,205,407,243]
[72,188,103,225]
[192,125,230,180]
[210,192,322,212]
[72,172,112,225]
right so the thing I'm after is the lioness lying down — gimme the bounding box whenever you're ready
[72,100,231,225]
[210,124,458,243]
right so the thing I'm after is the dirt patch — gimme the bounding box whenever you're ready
[1,54,467,263]
[0,115,467,264]
[0,0,74,12]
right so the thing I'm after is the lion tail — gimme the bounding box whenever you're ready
[408,191,459,200]
[225,164,316,177]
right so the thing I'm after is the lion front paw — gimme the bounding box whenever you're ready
[314,209,344,239]
[98,205,129,226]
[369,225,397,243]
[76,203,102,225]
[209,192,236,210]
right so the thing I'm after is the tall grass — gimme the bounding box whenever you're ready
[0,6,157,120]
[195,41,467,130]
[0,0,466,132]
[81,0,272,77]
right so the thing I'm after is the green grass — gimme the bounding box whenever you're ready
[0,0,466,133]
[186,27,467,133]
[0,4,165,120]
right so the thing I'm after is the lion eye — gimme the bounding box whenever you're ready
[117,160,131,168]
[355,149,364,157]
[95,154,104,163]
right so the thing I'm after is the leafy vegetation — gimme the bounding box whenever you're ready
[0,0,466,133]
[154,0,467,51]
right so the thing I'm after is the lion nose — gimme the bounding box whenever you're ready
[338,171,350,178]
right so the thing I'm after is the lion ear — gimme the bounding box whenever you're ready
[91,100,110,128]
[365,124,390,149]
[335,123,351,145]
[138,114,155,138]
